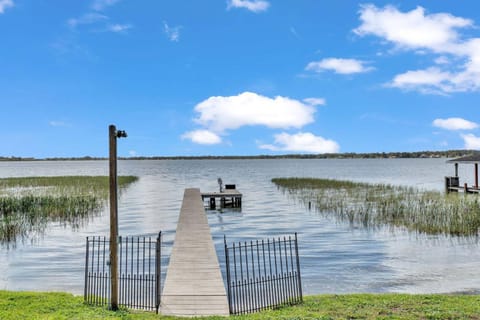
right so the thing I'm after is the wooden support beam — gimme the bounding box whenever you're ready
[109,124,119,311]
[475,163,478,189]
[108,124,127,311]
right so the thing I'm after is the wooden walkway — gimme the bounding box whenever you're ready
[161,188,229,317]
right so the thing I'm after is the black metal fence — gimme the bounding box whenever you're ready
[224,233,302,314]
[84,232,161,312]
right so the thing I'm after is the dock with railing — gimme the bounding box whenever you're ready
[446,154,480,194]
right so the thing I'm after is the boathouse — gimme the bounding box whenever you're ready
[446,153,480,193]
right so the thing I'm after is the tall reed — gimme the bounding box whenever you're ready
[0,176,138,246]
[272,177,480,236]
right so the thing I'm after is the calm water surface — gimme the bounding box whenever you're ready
[1,159,479,295]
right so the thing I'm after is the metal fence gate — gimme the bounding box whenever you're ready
[84,232,161,312]
[224,233,303,314]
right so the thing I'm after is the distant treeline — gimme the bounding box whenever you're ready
[0,150,477,161]
[126,150,475,160]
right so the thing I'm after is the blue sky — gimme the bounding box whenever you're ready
[2,0,480,157]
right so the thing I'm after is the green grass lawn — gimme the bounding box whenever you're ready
[1,290,480,319]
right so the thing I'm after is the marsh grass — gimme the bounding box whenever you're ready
[272,177,480,236]
[0,176,138,245]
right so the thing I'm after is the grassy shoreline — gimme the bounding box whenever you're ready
[272,177,480,236]
[1,290,480,319]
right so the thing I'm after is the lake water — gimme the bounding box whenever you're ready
[1,158,479,295]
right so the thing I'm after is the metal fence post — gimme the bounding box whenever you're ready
[155,231,161,314]
[84,237,90,302]
[294,232,303,302]
[224,235,232,314]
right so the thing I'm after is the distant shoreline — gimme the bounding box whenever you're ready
[0,150,476,161]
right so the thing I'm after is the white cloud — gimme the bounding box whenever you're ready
[193,91,315,133]
[303,97,326,106]
[184,92,338,150]
[181,130,222,145]
[227,0,270,13]
[306,58,373,74]
[433,118,478,131]
[389,67,452,94]
[354,4,480,94]
[259,132,340,154]
[461,134,480,150]
[0,0,13,14]
[163,21,181,42]
[49,121,70,127]
[434,56,450,65]
[107,23,132,33]
[68,13,108,28]
[50,37,97,61]
[92,0,120,11]
[439,140,449,147]
[290,27,299,39]
[129,150,137,156]
[354,4,472,51]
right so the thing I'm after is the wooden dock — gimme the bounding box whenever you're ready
[161,188,229,317]
[446,185,480,194]
[201,189,242,209]
[446,155,480,194]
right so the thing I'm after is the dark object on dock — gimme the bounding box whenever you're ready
[225,184,236,190]
[446,153,480,194]
[218,178,223,193]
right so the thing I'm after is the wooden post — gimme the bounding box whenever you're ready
[108,125,127,311]
[455,163,458,177]
[475,163,478,189]
[109,124,119,311]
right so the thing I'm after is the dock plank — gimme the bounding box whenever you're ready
[161,188,229,317]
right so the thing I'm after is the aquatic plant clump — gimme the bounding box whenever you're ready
[272,177,480,236]
[0,176,138,245]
